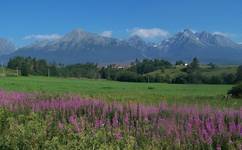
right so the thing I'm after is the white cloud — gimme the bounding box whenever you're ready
[100,31,112,37]
[130,28,170,39]
[190,29,197,33]
[213,32,242,44]
[213,32,229,37]
[23,34,62,41]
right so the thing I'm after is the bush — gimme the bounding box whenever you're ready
[116,71,139,82]
[223,73,236,84]
[228,84,242,98]
[209,76,223,84]
[186,73,203,84]
[172,74,188,84]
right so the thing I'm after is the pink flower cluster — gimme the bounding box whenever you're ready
[0,90,241,146]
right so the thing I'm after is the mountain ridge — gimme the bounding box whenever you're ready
[1,29,242,64]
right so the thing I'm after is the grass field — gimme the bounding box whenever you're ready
[0,76,241,107]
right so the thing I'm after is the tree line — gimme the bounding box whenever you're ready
[6,56,242,84]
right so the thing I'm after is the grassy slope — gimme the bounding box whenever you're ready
[200,67,237,77]
[0,76,241,107]
[148,65,237,78]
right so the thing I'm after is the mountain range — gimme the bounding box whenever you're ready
[1,29,242,64]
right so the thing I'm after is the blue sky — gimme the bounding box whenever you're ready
[1,0,242,46]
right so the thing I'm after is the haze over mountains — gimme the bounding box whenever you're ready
[1,29,242,64]
[0,38,15,56]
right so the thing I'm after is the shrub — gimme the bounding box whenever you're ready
[223,73,236,84]
[172,74,188,84]
[209,76,223,84]
[116,71,139,82]
[228,84,242,98]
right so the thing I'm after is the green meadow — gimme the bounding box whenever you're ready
[0,76,240,107]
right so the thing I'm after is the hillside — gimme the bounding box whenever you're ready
[147,65,237,79]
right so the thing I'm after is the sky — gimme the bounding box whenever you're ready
[1,0,242,47]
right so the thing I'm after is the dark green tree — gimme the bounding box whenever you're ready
[235,65,242,83]
[189,57,200,71]
[20,62,31,76]
[183,57,200,74]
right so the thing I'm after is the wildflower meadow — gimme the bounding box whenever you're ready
[0,90,241,149]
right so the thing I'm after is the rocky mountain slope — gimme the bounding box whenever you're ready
[1,29,242,64]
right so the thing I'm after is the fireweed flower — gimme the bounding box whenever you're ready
[229,122,237,135]
[58,122,64,130]
[69,115,80,132]
[205,118,215,136]
[186,121,193,135]
[124,113,129,125]
[0,90,241,147]
[112,112,119,128]
[95,119,104,128]
[240,125,242,136]
[114,130,122,140]
[216,144,221,150]
[202,128,212,144]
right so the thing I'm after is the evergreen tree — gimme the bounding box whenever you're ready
[186,57,200,73]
